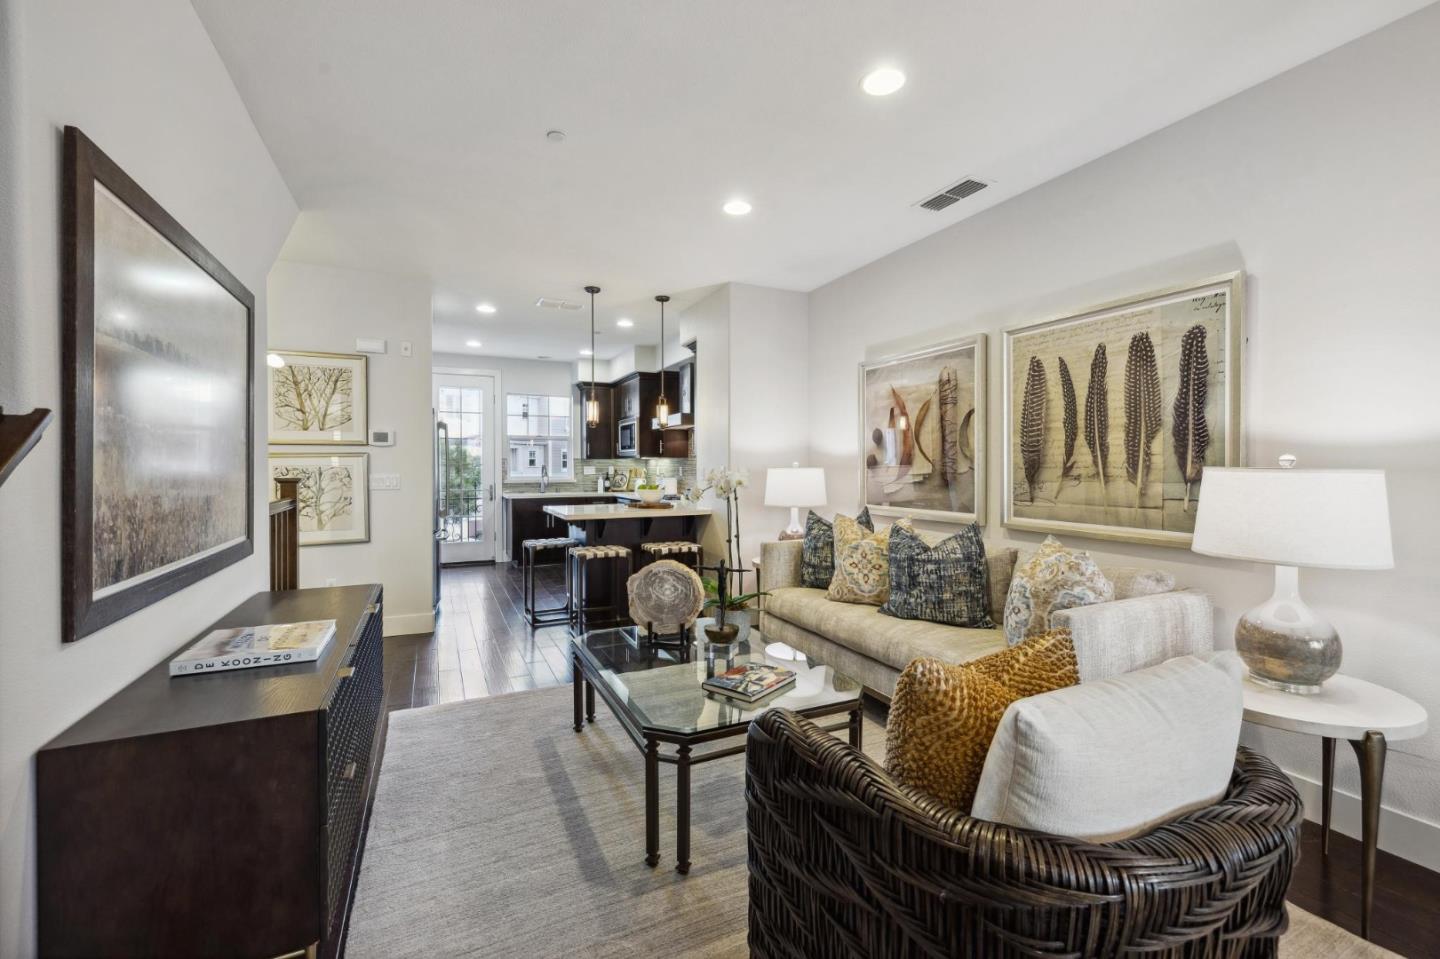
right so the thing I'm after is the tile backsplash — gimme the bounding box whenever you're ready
[503,454,697,494]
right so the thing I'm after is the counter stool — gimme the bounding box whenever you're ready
[522,536,577,628]
[639,541,702,570]
[568,545,634,635]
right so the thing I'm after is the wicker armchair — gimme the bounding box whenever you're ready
[746,709,1303,959]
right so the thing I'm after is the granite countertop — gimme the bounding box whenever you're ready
[543,502,712,521]
[501,491,623,500]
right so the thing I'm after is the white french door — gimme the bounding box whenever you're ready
[434,371,498,564]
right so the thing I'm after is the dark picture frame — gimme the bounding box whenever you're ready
[62,126,255,642]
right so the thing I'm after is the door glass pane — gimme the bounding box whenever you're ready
[461,387,482,413]
[442,387,486,544]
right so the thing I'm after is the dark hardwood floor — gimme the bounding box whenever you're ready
[383,562,1440,958]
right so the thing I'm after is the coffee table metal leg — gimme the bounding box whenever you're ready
[1350,731,1386,941]
[849,705,863,750]
[572,655,583,733]
[585,681,596,724]
[676,743,692,875]
[1321,736,1335,855]
[644,737,660,868]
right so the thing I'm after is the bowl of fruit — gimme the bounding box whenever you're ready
[634,484,665,505]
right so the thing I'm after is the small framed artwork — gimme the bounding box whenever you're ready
[61,127,254,642]
[1002,271,1244,547]
[269,452,371,546]
[859,333,986,524]
[267,349,368,444]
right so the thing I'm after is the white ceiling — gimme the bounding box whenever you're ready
[192,0,1431,360]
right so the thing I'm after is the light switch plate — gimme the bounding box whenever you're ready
[370,473,401,491]
[355,337,387,354]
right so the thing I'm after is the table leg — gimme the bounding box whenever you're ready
[849,705,863,751]
[644,737,659,868]
[572,655,583,733]
[1321,736,1336,855]
[1349,731,1387,941]
[676,743,692,875]
[585,680,596,724]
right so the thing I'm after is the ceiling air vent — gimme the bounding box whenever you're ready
[535,297,583,311]
[915,177,988,211]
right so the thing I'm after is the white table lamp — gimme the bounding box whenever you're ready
[1191,458,1392,694]
[764,465,827,540]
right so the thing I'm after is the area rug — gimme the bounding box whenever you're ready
[347,687,1399,959]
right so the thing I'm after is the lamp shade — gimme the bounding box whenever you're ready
[764,467,827,508]
[1190,467,1393,570]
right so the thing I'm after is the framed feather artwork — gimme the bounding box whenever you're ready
[859,334,986,524]
[1002,272,1243,547]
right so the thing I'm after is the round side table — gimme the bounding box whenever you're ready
[1241,673,1427,940]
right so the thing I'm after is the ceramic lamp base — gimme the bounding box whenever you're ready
[1235,565,1341,695]
[778,505,806,541]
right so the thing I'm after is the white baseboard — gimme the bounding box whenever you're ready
[382,610,435,637]
[1284,769,1440,873]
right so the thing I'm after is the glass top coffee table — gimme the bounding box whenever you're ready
[570,624,864,874]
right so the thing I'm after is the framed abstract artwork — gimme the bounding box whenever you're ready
[267,349,368,445]
[61,127,254,642]
[269,452,371,546]
[859,334,986,524]
[1002,272,1244,547]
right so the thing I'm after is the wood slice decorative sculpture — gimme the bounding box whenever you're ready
[627,559,705,638]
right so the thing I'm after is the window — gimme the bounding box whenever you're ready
[506,393,573,479]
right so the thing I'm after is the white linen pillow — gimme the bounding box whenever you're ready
[970,655,1242,843]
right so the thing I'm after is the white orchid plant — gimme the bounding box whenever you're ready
[687,466,749,593]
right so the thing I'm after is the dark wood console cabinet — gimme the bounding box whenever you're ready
[37,585,385,959]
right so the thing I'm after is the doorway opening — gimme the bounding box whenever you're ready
[434,370,499,566]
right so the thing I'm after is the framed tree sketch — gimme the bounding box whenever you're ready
[267,350,368,444]
[61,127,254,643]
[269,452,371,546]
[1002,272,1243,547]
[859,334,986,524]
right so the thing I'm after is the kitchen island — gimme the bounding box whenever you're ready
[544,501,712,626]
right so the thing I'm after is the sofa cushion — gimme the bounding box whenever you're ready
[1003,536,1113,645]
[971,654,1243,842]
[765,587,1004,671]
[1104,565,1177,600]
[885,630,1078,810]
[801,508,871,589]
[827,515,904,605]
[880,523,993,628]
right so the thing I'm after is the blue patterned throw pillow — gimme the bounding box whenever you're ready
[879,523,994,628]
[800,508,872,589]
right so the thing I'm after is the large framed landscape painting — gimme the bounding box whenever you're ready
[1002,272,1243,547]
[269,452,371,546]
[268,349,368,445]
[859,334,986,524]
[62,127,254,642]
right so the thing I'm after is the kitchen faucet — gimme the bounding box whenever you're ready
[539,463,549,493]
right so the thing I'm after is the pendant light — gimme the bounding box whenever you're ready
[584,285,601,427]
[654,294,671,424]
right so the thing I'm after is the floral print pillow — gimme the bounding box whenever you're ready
[827,516,908,605]
[1003,536,1114,645]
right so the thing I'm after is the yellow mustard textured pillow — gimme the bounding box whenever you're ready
[826,516,907,605]
[884,628,1078,811]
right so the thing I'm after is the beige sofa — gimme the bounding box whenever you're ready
[758,538,1214,699]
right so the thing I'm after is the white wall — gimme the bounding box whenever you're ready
[806,6,1440,865]
[728,284,810,565]
[269,261,434,636]
[0,1,298,954]
[678,285,732,560]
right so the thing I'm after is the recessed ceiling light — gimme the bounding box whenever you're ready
[723,199,752,216]
[465,339,482,348]
[616,317,634,328]
[579,348,593,356]
[475,302,496,314]
[861,67,906,96]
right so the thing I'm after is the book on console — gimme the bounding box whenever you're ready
[169,620,337,677]
[702,663,796,703]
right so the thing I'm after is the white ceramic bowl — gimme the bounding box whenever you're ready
[634,488,665,504]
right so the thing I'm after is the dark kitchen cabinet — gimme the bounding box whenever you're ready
[574,381,615,459]
[612,372,688,458]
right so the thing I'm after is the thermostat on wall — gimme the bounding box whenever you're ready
[370,429,395,446]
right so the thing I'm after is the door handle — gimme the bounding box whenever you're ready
[488,483,495,501]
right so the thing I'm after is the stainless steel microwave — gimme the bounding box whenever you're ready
[617,417,638,456]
